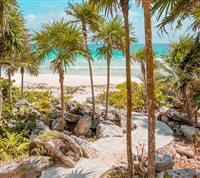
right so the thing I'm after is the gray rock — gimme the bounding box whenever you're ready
[155,154,174,172]
[96,121,123,138]
[157,169,200,178]
[0,156,54,178]
[30,121,50,140]
[176,145,195,158]
[86,97,93,104]
[161,115,169,122]
[180,125,198,140]
[16,99,30,106]
[74,116,92,136]
[64,112,84,123]
[48,110,61,119]
[173,114,190,124]
[30,108,41,119]
[55,104,62,110]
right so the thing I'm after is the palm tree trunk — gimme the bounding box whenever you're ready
[8,68,12,110]
[59,67,65,131]
[120,0,134,177]
[105,54,111,120]
[143,0,156,177]
[20,67,24,98]
[141,61,147,90]
[82,24,95,119]
[0,65,2,121]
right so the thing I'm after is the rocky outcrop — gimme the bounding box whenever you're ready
[96,121,123,138]
[155,154,174,172]
[64,112,84,123]
[180,125,198,140]
[0,156,54,178]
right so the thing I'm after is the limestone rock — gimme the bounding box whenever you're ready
[176,145,195,158]
[96,121,123,138]
[180,125,197,140]
[155,154,174,172]
[161,115,169,122]
[48,109,61,119]
[0,156,54,178]
[65,112,84,123]
[32,131,85,168]
[157,169,200,178]
[74,116,92,136]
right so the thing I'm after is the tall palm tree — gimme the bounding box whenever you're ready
[32,20,85,131]
[143,0,156,177]
[0,0,18,119]
[90,0,134,177]
[93,17,123,120]
[65,2,103,119]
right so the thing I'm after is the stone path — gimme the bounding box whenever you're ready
[40,112,174,178]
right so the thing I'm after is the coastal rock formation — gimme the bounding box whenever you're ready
[0,156,54,178]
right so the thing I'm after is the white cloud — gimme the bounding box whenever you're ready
[24,11,74,31]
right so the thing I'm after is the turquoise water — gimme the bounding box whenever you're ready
[41,44,169,77]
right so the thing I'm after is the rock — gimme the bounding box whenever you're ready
[48,109,61,119]
[180,125,197,140]
[157,169,200,178]
[176,145,195,158]
[64,112,84,123]
[16,99,30,106]
[74,116,92,136]
[30,121,50,140]
[32,131,85,168]
[161,115,169,122]
[52,118,62,130]
[86,97,93,104]
[30,108,41,119]
[55,104,62,110]
[0,156,54,178]
[182,155,188,162]
[173,114,190,124]
[96,121,124,138]
[155,154,174,172]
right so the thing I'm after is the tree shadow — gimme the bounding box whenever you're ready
[66,169,93,178]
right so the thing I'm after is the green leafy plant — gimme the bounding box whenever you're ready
[0,132,30,160]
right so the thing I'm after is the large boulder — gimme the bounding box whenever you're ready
[155,154,174,172]
[180,125,198,140]
[96,121,124,138]
[157,169,200,178]
[74,116,92,136]
[0,156,54,178]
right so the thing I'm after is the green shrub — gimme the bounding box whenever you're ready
[0,132,30,160]
[98,81,173,111]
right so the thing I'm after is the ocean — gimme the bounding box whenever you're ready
[40,44,169,77]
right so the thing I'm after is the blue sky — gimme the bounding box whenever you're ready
[17,0,192,44]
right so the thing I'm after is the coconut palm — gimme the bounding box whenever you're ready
[65,1,104,119]
[32,20,85,131]
[89,0,134,176]
[93,16,137,120]
[151,0,200,32]
[143,0,156,176]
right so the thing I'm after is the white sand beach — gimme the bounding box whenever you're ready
[11,73,142,87]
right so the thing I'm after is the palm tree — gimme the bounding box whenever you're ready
[0,0,18,119]
[93,17,123,119]
[151,0,200,32]
[65,2,103,119]
[89,0,134,176]
[32,20,84,131]
[143,0,156,176]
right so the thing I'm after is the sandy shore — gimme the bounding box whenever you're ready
[11,73,141,87]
